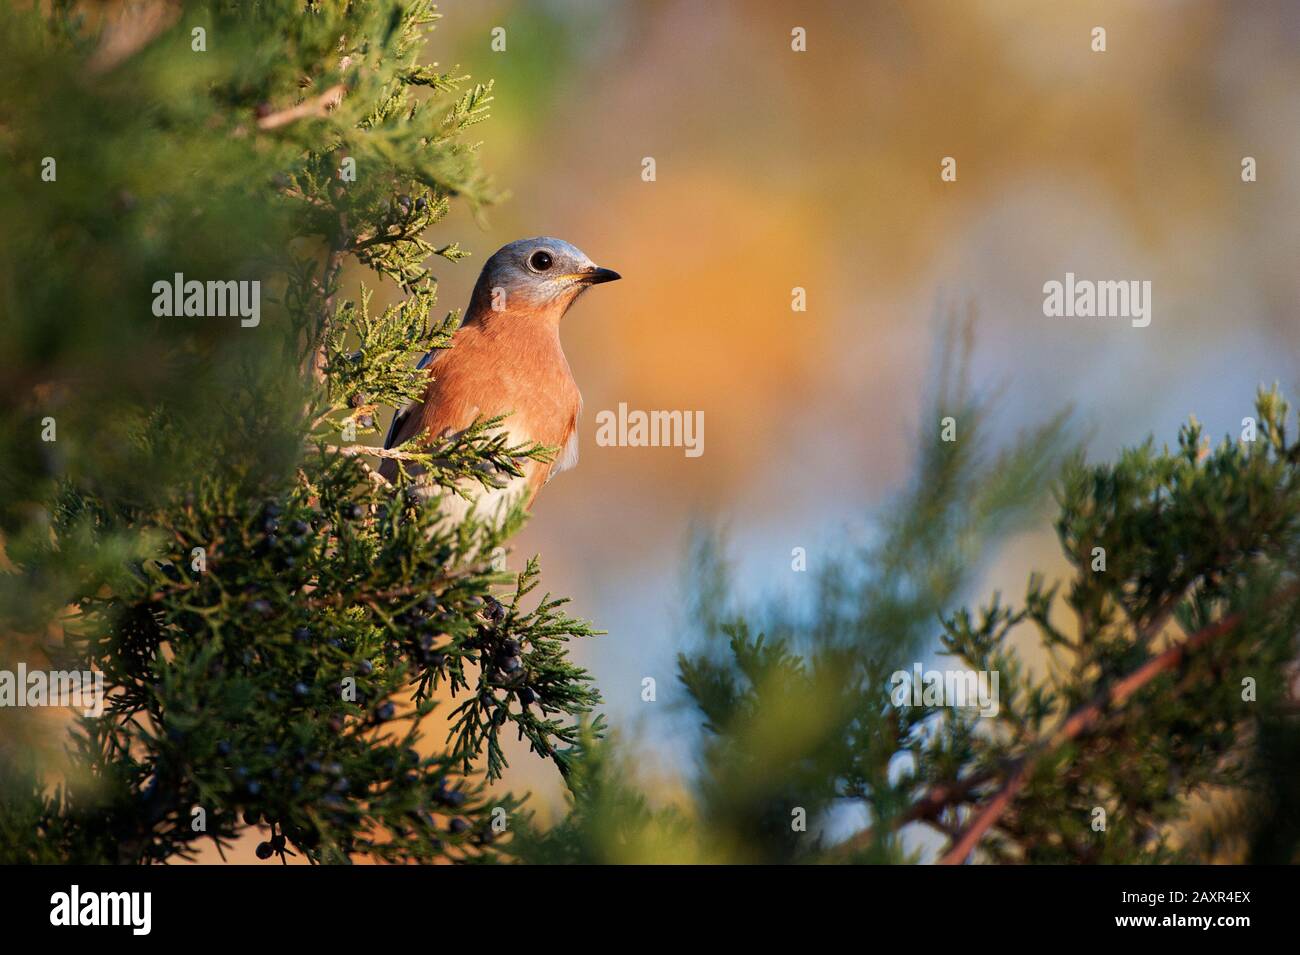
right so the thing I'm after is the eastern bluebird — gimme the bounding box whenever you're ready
[379,237,620,524]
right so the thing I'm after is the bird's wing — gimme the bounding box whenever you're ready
[547,418,579,485]
[384,350,434,450]
[543,395,581,487]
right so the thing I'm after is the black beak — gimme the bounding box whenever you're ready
[582,266,621,285]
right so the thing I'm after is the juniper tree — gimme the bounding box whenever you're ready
[515,347,1300,864]
[0,1,600,864]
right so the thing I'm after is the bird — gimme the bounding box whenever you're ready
[379,237,620,526]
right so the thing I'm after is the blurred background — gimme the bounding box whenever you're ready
[342,0,1300,818]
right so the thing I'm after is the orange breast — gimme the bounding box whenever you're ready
[402,317,580,506]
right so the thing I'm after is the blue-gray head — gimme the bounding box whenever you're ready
[467,236,620,323]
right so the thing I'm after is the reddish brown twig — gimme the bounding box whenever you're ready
[87,0,180,76]
[311,216,349,385]
[257,84,345,130]
[830,769,997,859]
[937,587,1299,864]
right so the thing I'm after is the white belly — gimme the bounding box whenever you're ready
[426,472,530,530]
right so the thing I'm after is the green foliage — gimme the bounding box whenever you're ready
[516,359,1300,863]
[666,341,1072,864]
[0,1,598,864]
[509,726,694,864]
[929,388,1300,863]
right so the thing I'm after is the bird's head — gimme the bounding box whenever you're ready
[467,237,620,324]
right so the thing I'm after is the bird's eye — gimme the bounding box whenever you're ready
[528,250,554,272]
